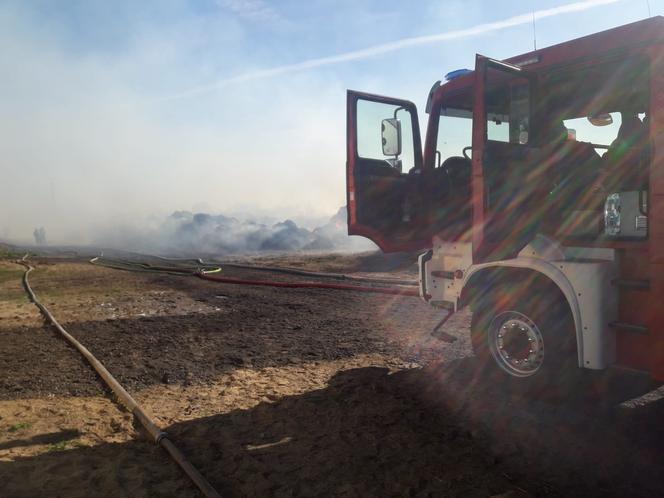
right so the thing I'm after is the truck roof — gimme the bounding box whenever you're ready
[446,16,664,86]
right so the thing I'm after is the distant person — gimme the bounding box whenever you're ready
[33,227,47,245]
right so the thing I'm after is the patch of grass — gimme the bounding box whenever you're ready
[8,422,31,433]
[0,292,29,304]
[0,266,29,303]
[39,284,126,302]
[0,267,23,285]
[47,439,82,452]
[0,246,22,259]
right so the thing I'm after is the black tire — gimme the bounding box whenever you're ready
[470,292,577,395]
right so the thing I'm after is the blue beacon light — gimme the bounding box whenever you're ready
[444,69,472,81]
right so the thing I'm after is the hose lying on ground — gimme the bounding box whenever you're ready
[19,256,221,498]
[196,270,420,297]
[90,256,420,297]
[150,254,419,287]
[210,262,418,286]
[90,256,221,276]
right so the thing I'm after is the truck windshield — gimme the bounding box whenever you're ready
[436,108,472,166]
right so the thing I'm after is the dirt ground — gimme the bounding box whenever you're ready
[0,252,663,497]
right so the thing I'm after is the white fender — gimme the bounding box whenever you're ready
[422,235,618,369]
[461,236,618,369]
[465,257,587,366]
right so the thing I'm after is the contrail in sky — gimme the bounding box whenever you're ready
[165,0,621,100]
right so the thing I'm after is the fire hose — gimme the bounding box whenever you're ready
[196,270,420,296]
[152,255,419,287]
[89,256,221,276]
[89,256,456,340]
[90,256,420,297]
[18,256,221,498]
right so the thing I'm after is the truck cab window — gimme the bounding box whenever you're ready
[487,117,509,142]
[487,82,530,144]
[563,112,622,155]
[357,99,415,173]
[429,106,474,237]
[436,108,473,166]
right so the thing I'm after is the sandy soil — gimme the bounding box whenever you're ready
[0,254,663,497]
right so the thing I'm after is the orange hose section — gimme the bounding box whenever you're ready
[197,272,420,297]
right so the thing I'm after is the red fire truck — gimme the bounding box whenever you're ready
[346,17,664,386]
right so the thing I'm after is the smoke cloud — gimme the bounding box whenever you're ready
[0,2,347,246]
[93,207,375,256]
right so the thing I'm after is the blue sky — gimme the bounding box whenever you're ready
[1,0,661,243]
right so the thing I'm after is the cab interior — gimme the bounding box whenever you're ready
[430,53,651,258]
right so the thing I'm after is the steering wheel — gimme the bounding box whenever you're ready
[462,146,472,161]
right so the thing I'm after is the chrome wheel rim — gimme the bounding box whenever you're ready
[488,311,544,377]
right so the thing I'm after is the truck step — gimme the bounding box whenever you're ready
[611,278,650,290]
[431,270,455,279]
[608,321,649,334]
[430,310,458,343]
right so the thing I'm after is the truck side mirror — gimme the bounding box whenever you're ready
[588,113,613,127]
[381,118,402,156]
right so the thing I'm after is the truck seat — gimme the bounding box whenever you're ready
[600,113,649,192]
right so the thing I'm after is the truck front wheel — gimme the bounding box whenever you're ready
[470,295,576,388]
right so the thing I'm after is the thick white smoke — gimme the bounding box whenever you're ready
[91,207,375,256]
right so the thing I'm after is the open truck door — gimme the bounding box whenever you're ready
[471,56,539,262]
[346,90,429,252]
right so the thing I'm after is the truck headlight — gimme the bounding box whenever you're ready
[604,193,621,236]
